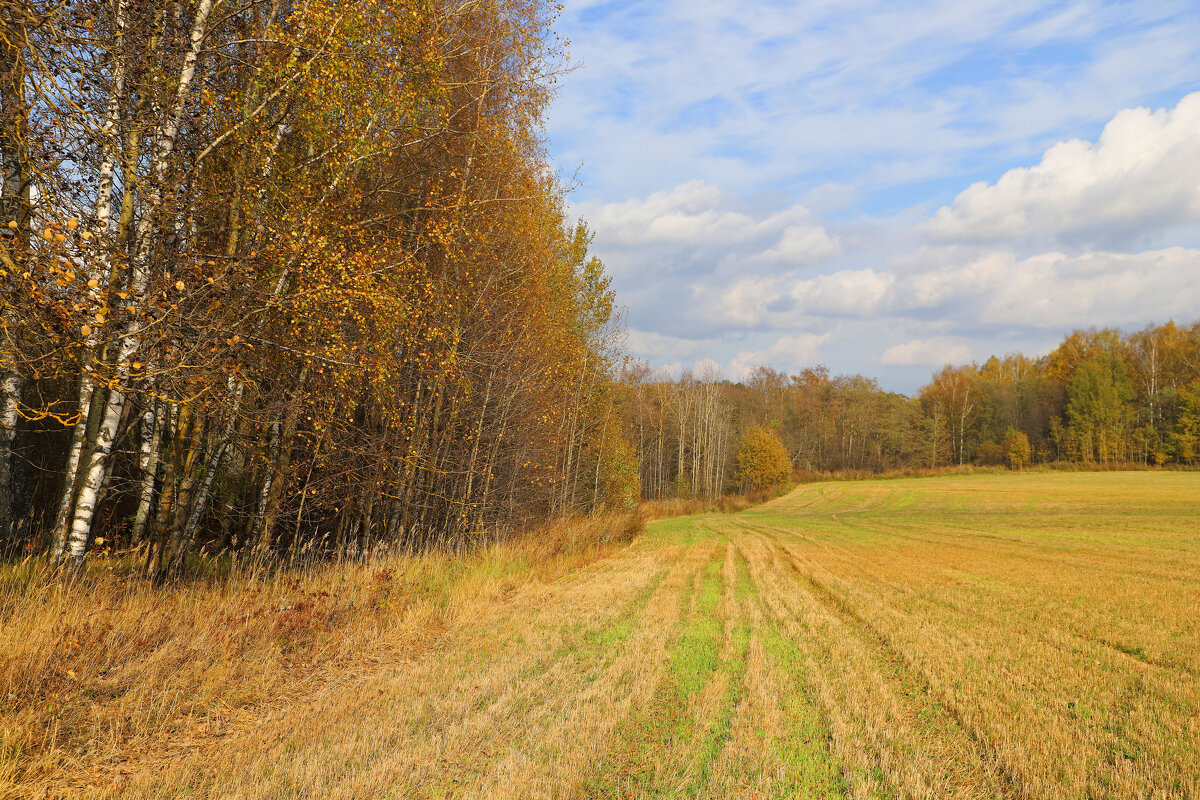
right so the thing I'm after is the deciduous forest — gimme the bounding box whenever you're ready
[1,0,627,574]
[624,321,1200,500]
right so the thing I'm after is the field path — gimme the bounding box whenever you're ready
[107,472,1200,799]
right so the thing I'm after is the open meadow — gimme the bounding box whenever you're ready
[6,471,1200,799]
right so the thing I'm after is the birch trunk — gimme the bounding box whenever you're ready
[256,365,308,552]
[130,397,162,543]
[0,370,20,544]
[0,3,33,549]
[145,404,179,577]
[54,0,126,561]
[50,377,99,559]
[63,0,217,564]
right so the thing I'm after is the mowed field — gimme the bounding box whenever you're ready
[106,472,1199,799]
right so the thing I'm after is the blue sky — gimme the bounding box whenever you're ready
[545,0,1200,392]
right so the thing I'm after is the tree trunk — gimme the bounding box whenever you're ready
[170,379,243,576]
[130,398,163,543]
[0,3,33,552]
[64,0,216,562]
[256,366,309,553]
[0,370,20,546]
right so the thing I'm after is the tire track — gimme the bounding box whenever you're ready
[733,522,1013,800]
[579,534,750,800]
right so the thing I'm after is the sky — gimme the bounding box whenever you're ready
[544,0,1200,393]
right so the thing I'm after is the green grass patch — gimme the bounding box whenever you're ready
[583,547,759,798]
[758,619,852,799]
[676,552,754,797]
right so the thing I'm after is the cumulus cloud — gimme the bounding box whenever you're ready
[675,240,1200,354]
[730,334,832,379]
[689,276,783,329]
[586,182,756,247]
[625,329,715,361]
[791,269,895,316]
[684,267,897,335]
[577,181,840,268]
[927,92,1200,245]
[552,0,1200,205]
[979,247,1200,328]
[894,245,1200,328]
[755,215,842,265]
[880,338,972,367]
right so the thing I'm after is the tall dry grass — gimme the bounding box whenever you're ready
[791,461,1200,484]
[637,487,784,522]
[0,512,641,796]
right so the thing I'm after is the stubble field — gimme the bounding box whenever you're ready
[38,472,1200,799]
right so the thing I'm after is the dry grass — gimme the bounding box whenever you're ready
[0,512,641,799]
[735,471,1200,799]
[6,472,1199,799]
[638,487,782,521]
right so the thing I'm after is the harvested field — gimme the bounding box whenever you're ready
[23,472,1200,798]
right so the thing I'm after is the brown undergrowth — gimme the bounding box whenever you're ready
[0,512,641,798]
[637,486,785,521]
[792,461,1200,484]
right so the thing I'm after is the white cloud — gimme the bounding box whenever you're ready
[689,275,782,328]
[928,92,1200,244]
[791,269,895,316]
[758,223,842,265]
[684,240,1200,345]
[892,244,1200,328]
[551,0,1200,205]
[980,246,1200,327]
[880,338,972,367]
[586,182,753,247]
[625,329,715,360]
[730,333,832,379]
[578,181,839,264]
[685,267,895,334]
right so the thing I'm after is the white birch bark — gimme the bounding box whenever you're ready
[0,369,21,541]
[51,0,128,561]
[50,374,94,559]
[63,0,218,564]
[252,420,281,550]
[130,397,162,542]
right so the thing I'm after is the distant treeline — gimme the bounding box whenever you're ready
[621,321,1200,500]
